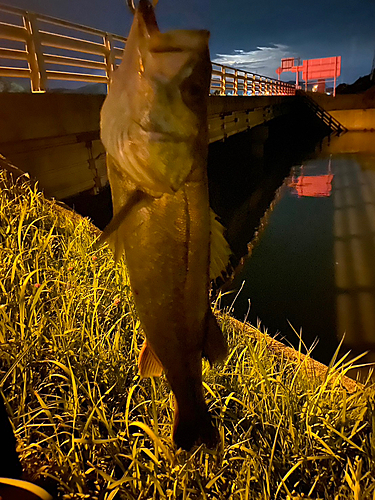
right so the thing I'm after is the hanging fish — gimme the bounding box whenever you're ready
[100,0,230,450]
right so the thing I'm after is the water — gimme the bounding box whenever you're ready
[222,132,375,372]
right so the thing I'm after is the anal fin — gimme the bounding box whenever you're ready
[138,341,163,378]
[202,312,228,365]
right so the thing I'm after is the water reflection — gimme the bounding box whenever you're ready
[332,152,375,373]
[222,156,337,365]
[289,159,333,198]
[222,132,375,377]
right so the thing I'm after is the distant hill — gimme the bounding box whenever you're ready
[52,82,107,94]
[0,79,107,95]
[0,78,27,93]
[336,73,375,95]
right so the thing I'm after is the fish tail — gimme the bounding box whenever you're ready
[173,399,218,451]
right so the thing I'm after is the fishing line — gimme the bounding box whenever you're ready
[126,0,159,15]
[126,0,135,14]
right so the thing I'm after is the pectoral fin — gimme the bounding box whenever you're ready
[99,189,145,244]
[138,341,163,378]
[210,209,231,280]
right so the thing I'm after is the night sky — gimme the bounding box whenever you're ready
[6,0,375,84]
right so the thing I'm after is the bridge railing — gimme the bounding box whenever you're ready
[211,63,295,96]
[0,4,126,91]
[0,3,295,96]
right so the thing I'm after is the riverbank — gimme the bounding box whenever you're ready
[1,166,375,499]
[308,88,375,131]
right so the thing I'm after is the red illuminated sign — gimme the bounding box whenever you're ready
[302,57,341,81]
[281,58,295,70]
[281,58,301,71]
[276,56,341,95]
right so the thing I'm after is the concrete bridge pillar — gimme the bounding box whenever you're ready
[250,125,269,159]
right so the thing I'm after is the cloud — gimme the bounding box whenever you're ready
[213,44,295,79]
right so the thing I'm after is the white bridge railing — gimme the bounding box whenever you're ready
[0,3,295,96]
[211,63,294,96]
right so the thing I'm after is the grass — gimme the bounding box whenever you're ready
[1,167,375,499]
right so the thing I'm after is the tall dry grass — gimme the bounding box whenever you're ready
[1,169,375,499]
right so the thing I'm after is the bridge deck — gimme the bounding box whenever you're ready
[0,93,292,144]
[0,93,294,199]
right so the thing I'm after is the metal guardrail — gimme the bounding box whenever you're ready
[298,91,347,135]
[0,3,125,91]
[211,63,295,96]
[0,3,295,96]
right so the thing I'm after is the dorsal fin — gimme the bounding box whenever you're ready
[138,341,163,378]
[210,209,231,280]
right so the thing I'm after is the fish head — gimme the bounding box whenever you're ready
[100,0,211,196]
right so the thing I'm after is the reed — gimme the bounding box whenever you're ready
[1,168,375,499]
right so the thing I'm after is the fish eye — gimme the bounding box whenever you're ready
[180,77,205,114]
[189,83,201,98]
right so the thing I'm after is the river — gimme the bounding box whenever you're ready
[63,121,375,379]
[221,132,375,378]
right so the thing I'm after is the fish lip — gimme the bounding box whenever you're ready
[148,131,186,143]
[137,0,159,34]
[135,121,189,143]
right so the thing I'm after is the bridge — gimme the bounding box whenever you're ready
[0,3,351,200]
[0,3,295,96]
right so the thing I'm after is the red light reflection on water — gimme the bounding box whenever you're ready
[289,173,334,197]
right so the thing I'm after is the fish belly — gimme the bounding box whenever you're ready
[124,178,210,367]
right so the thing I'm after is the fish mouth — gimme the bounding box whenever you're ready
[134,121,189,143]
[148,131,186,143]
[137,0,159,35]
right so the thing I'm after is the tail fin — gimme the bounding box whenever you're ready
[172,399,218,451]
